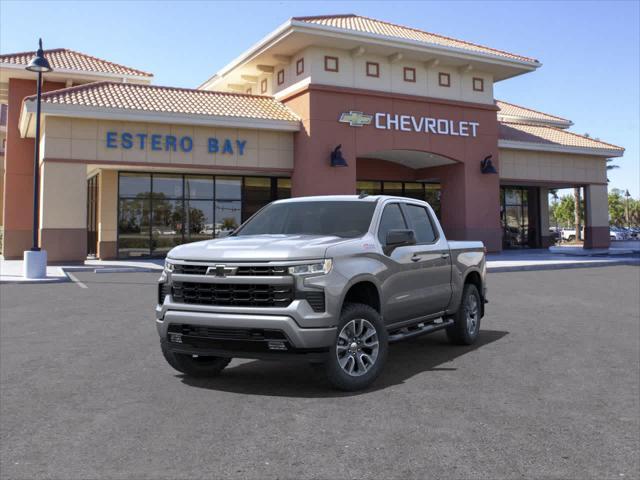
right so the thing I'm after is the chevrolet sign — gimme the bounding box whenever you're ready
[338,111,373,127]
[339,111,480,137]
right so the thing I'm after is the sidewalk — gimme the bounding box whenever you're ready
[487,249,639,272]
[1,250,638,283]
[0,257,163,284]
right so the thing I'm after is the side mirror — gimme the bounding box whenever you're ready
[385,229,416,254]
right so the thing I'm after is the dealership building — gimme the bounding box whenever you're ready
[0,14,624,261]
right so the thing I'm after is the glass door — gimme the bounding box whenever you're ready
[86,175,99,257]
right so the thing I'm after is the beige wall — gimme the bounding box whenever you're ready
[266,46,494,104]
[42,117,294,170]
[40,161,86,229]
[499,149,607,184]
[585,184,609,228]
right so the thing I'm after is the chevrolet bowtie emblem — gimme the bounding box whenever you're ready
[339,111,373,127]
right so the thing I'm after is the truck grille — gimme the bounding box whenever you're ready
[172,281,293,307]
[168,324,287,341]
[172,264,288,276]
[304,291,325,312]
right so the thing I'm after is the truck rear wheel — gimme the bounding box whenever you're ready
[446,284,481,345]
[161,342,231,377]
[325,303,388,391]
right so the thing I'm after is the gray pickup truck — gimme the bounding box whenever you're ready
[156,195,487,390]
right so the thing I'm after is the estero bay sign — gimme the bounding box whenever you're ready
[339,111,480,137]
[105,131,248,155]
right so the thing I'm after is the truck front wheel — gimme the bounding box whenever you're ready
[325,303,388,391]
[446,284,481,345]
[161,342,231,377]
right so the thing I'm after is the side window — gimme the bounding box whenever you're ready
[377,203,407,244]
[404,204,437,243]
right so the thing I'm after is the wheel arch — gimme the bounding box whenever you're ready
[340,276,382,315]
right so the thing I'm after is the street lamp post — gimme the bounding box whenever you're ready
[625,189,631,229]
[23,39,52,279]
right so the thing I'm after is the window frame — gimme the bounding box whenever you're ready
[260,78,268,94]
[400,202,440,245]
[472,77,484,92]
[438,72,451,87]
[366,61,380,78]
[296,58,304,76]
[403,67,416,83]
[277,69,284,85]
[324,55,339,72]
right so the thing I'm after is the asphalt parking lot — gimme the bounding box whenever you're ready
[1,266,638,479]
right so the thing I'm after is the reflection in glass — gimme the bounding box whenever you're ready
[152,199,184,255]
[425,184,441,219]
[216,176,241,199]
[119,173,151,197]
[185,176,214,200]
[403,182,424,200]
[356,181,382,195]
[153,174,183,198]
[244,177,272,221]
[118,198,150,257]
[186,200,214,242]
[216,200,241,237]
[383,182,403,197]
[277,178,291,199]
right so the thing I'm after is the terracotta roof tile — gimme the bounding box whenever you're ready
[293,14,538,64]
[27,82,299,122]
[499,122,623,153]
[0,48,152,77]
[496,100,571,126]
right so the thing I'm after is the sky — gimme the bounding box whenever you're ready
[1,0,638,197]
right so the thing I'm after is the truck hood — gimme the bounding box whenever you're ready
[167,234,346,262]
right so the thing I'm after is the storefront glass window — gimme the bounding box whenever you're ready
[185,176,214,200]
[216,176,241,200]
[118,197,151,257]
[403,182,424,200]
[383,182,403,197]
[356,181,382,195]
[244,177,272,220]
[216,201,242,237]
[277,178,291,199]
[117,173,289,258]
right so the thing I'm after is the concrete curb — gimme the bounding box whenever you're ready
[488,259,640,273]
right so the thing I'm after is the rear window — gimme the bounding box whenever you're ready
[235,201,376,238]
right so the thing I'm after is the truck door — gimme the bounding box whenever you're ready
[400,202,452,315]
[377,202,434,325]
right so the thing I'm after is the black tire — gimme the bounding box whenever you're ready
[325,303,388,391]
[567,235,575,242]
[446,284,481,346]
[161,342,231,377]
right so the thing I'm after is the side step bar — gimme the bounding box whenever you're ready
[388,319,454,343]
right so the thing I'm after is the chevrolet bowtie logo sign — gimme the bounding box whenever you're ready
[338,111,373,127]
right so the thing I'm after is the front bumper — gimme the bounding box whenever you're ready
[156,299,337,359]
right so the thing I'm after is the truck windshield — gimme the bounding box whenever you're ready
[235,201,376,238]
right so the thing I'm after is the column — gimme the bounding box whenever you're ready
[584,184,610,249]
[98,170,118,259]
[39,161,88,261]
[539,187,552,247]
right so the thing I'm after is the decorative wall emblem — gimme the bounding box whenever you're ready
[338,111,374,127]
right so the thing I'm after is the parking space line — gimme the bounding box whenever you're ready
[66,272,88,289]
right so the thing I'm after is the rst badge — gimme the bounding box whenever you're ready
[338,111,373,127]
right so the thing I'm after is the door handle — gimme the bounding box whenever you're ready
[411,254,421,262]
[440,253,450,259]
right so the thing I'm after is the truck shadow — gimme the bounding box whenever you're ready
[179,329,508,398]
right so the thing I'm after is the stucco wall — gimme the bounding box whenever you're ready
[42,117,294,171]
[499,148,607,184]
[273,46,494,105]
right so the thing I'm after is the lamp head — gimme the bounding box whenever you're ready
[26,39,53,73]
[330,144,348,167]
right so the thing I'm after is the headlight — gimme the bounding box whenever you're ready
[288,259,333,276]
[164,259,175,272]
